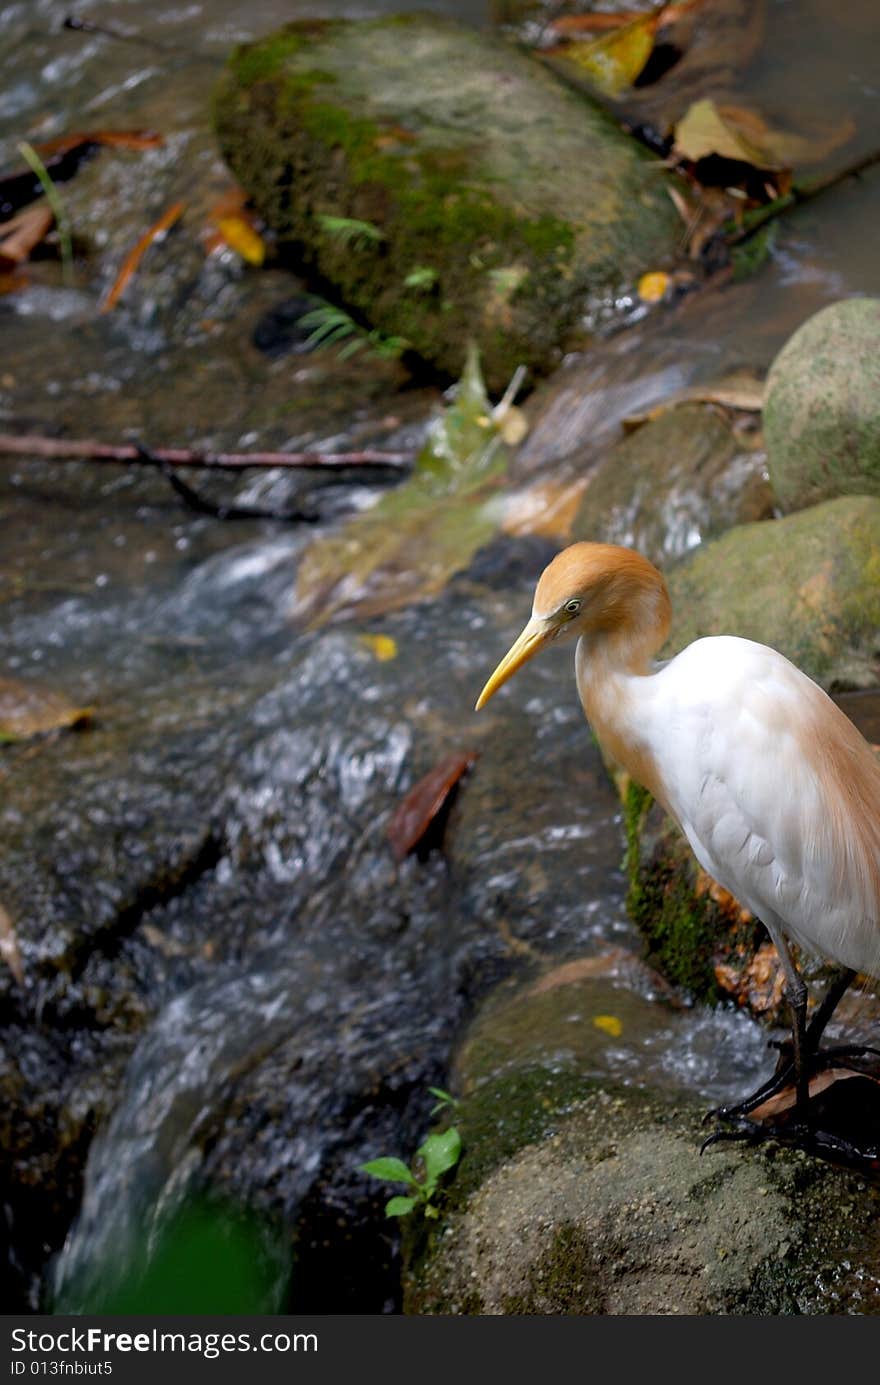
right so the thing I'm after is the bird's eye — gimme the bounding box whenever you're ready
[564,599,581,615]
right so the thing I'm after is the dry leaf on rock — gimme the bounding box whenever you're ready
[387,749,478,862]
[674,99,855,173]
[622,370,765,431]
[0,202,53,268]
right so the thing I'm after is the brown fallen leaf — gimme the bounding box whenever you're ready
[501,475,589,541]
[387,749,478,862]
[100,200,185,313]
[0,902,24,986]
[749,1066,878,1123]
[622,370,765,432]
[548,1,703,36]
[674,99,855,173]
[0,270,27,295]
[0,201,53,268]
[33,128,163,158]
[1,130,165,221]
[0,675,94,741]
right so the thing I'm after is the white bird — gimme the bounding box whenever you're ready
[476,542,880,1145]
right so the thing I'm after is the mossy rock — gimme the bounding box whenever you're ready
[665,495,880,691]
[571,403,773,565]
[764,298,880,511]
[403,973,880,1314]
[621,779,775,1011]
[212,15,681,390]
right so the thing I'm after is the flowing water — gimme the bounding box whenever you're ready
[1,0,879,1313]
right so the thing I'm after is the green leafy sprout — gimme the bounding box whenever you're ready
[361,1124,462,1220]
[17,140,74,286]
[428,1086,460,1117]
[317,214,385,250]
[403,265,439,292]
[298,300,408,361]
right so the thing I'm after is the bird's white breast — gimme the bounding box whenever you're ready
[609,636,880,977]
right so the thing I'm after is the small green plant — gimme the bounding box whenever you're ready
[299,300,408,361]
[317,214,384,250]
[403,265,439,292]
[17,140,74,286]
[361,1125,461,1220]
[428,1086,460,1116]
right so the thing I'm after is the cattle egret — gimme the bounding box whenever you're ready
[476,542,880,1146]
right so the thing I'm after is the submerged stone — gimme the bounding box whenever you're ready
[212,15,681,389]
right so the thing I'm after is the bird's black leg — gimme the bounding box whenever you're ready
[805,967,855,1049]
[785,970,810,1128]
[703,930,813,1146]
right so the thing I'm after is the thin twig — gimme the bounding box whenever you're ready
[0,433,412,471]
[137,445,320,523]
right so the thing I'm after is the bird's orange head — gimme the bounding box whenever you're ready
[475,542,671,710]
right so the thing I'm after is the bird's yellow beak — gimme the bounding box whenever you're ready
[475,617,553,710]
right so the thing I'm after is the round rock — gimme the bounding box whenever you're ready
[764,298,880,511]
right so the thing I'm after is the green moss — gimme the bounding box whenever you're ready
[630,851,722,999]
[213,13,681,386]
[230,31,312,87]
[622,778,653,879]
[730,220,778,282]
[519,215,576,259]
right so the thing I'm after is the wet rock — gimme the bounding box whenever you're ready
[0,484,633,1312]
[665,494,880,691]
[404,972,880,1315]
[212,15,681,390]
[569,402,773,565]
[764,298,880,511]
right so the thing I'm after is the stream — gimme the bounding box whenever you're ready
[1,0,879,1313]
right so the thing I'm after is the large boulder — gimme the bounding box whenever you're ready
[212,15,681,390]
[404,967,880,1315]
[665,494,880,691]
[764,298,880,511]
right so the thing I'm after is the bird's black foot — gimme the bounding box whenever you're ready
[704,1044,880,1126]
[702,1047,880,1171]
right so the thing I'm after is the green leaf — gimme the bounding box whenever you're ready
[404,265,438,291]
[428,1086,460,1115]
[384,1196,418,1218]
[360,1157,417,1186]
[418,1127,462,1189]
[317,214,384,249]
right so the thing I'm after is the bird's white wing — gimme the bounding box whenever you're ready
[645,637,880,976]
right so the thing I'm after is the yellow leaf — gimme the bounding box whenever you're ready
[637,271,669,304]
[216,215,266,266]
[359,633,398,662]
[557,14,657,98]
[592,1014,623,1038]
